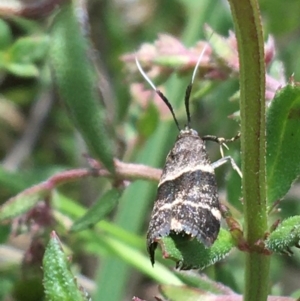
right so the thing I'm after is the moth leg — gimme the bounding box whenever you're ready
[202,132,240,157]
[202,132,240,144]
[211,156,242,178]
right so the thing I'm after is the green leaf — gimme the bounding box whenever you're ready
[0,35,50,77]
[159,284,211,301]
[174,271,235,294]
[204,25,236,67]
[0,166,29,193]
[267,84,300,203]
[43,231,86,301]
[0,19,13,50]
[97,235,183,286]
[291,288,300,299]
[70,188,120,232]
[53,191,144,248]
[0,185,49,222]
[0,225,10,244]
[137,102,159,138]
[10,36,50,63]
[159,228,235,270]
[50,3,114,173]
[265,216,300,253]
[5,63,39,77]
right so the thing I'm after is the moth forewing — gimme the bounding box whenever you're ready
[146,128,221,265]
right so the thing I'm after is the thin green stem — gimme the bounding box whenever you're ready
[227,0,270,301]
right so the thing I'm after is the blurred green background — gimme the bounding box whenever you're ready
[0,0,300,300]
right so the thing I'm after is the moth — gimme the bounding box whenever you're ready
[136,46,241,265]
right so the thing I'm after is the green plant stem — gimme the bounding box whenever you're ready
[227,0,269,301]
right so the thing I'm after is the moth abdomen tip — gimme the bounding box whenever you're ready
[147,228,170,266]
[147,241,157,266]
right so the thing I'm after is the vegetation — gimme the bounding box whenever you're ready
[1,0,300,301]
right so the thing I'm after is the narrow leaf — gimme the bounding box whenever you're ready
[267,84,300,203]
[174,271,235,294]
[43,231,86,301]
[98,235,183,286]
[265,216,300,253]
[50,3,114,172]
[0,185,48,221]
[0,166,29,192]
[160,228,234,270]
[0,19,12,49]
[10,36,50,63]
[159,285,210,301]
[160,286,296,301]
[70,188,120,232]
[137,102,159,138]
[204,25,236,67]
[0,225,11,243]
[6,63,39,77]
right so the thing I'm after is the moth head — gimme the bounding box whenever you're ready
[178,127,199,139]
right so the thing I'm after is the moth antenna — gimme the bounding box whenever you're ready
[135,57,157,91]
[135,57,181,131]
[192,44,208,84]
[185,44,209,129]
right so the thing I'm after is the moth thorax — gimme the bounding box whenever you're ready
[159,128,212,185]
